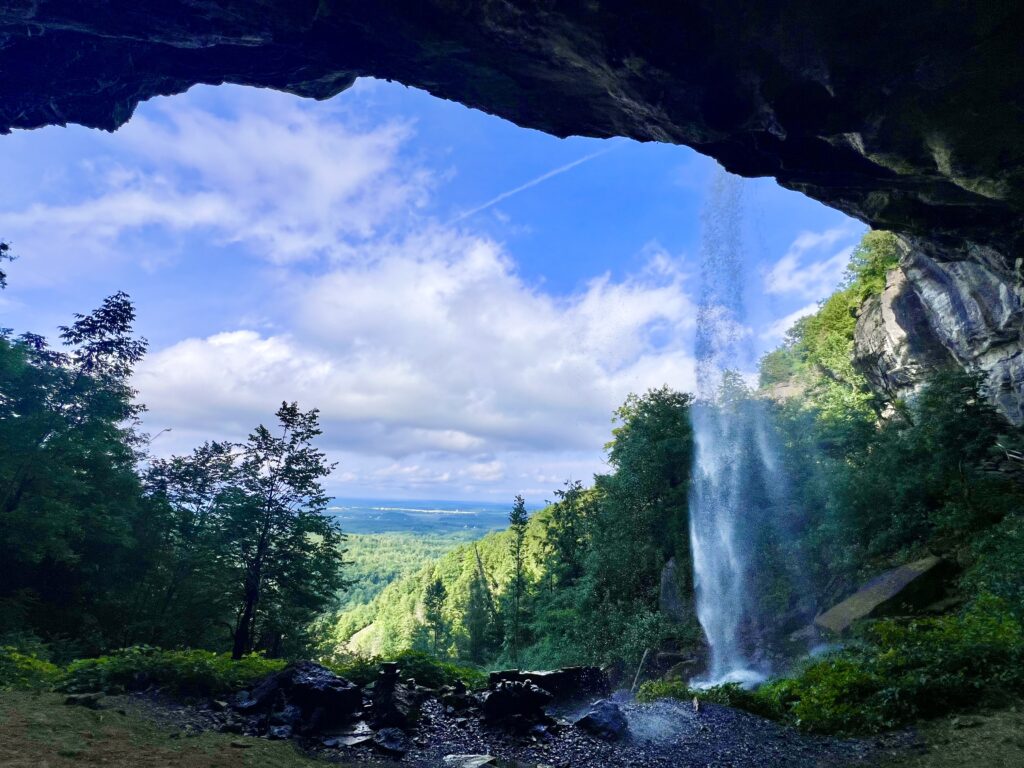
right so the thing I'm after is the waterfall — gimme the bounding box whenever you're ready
[688,170,779,686]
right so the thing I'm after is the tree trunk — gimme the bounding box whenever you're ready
[232,568,260,659]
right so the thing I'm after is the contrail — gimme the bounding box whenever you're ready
[448,143,618,225]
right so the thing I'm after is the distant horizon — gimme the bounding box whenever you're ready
[327,495,547,510]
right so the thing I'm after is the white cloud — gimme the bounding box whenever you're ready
[136,230,697,479]
[763,224,862,300]
[5,86,702,498]
[0,92,429,285]
[759,303,820,341]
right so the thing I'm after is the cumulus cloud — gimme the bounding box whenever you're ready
[6,85,701,497]
[763,224,863,300]
[0,90,429,284]
[136,230,697,475]
[759,303,820,341]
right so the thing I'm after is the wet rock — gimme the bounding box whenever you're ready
[371,661,417,728]
[267,724,292,740]
[659,556,691,623]
[373,726,411,755]
[442,756,497,767]
[324,734,373,747]
[479,679,554,725]
[487,667,609,702]
[575,699,629,741]
[816,556,958,634]
[441,680,473,711]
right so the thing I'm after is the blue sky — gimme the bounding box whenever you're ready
[0,79,864,501]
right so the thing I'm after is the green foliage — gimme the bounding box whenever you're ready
[0,297,350,659]
[963,513,1024,618]
[0,646,61,690]
[0,293,151,653]
[331,386,699,670]
[59,647,285,697]
[758,230,900,425]
[0,240,12,290]
[423,577,448,655]
[639,596,1024,735]
[338,532,471,613]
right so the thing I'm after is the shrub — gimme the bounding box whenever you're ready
[638,596,1024,735]
[60,647,285,696]
[0,646,61,690]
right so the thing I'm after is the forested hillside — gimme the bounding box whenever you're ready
[0,288,346,660]
[323,231,1024,734]
[2,231,1023,742]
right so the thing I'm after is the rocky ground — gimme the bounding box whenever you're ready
[105,686,912,768]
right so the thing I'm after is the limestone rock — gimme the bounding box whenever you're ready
[815,556,957,635]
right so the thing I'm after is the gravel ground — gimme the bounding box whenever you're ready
[115,690,915,768]
[312,697,913,768]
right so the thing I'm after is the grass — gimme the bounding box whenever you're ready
[0,690,386,768]
[883,706,1024,768]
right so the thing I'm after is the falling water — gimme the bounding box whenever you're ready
[688,171,782,687]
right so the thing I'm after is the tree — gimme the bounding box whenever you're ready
[142,441,238,648]
[463,545,496,663]
[543,479,587,588]
[224,402,347,659]
[423,576,448,656]
[507,494,530,663]
[0,293,150,651]
[0,241,12,290]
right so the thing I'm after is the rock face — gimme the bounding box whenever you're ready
[2,3,1022,405]
[853,264,957,404]
[1,2,1021,255]
[814,556,957,635]
[658,557,691,624]
[853,238,1024,423]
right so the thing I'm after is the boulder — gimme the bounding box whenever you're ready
[487,667,609,701]
[479,680,553,724]
[234,660,361,734]
[442,757,497,768]
[370,661,417,729]
[373,727,411,755]
[815,556,957,634]
[575,699,629,741]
